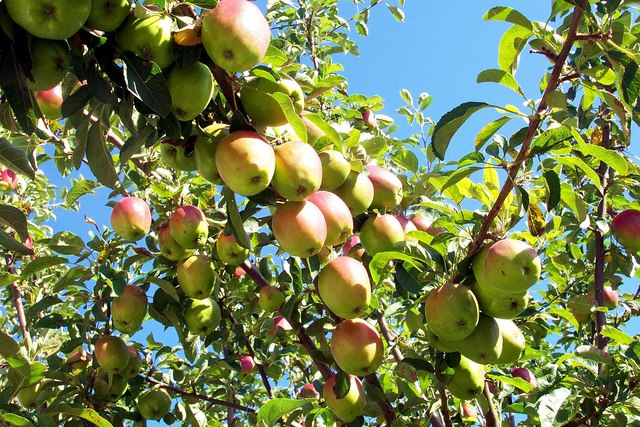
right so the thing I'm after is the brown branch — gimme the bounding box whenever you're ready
[364,374,395,426]
[438,387,453,427]
[210,64,242,113]
[5,255,32,350]
[377,316,403,362]
[574,32,610,41]
[483,382,499,427]
[244,335,275,399]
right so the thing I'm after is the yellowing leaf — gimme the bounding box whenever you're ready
[173,27,202,46]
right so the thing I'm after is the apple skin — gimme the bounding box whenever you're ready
[271,200,327,258]
[111,285,148,334]
[157,223,194,261]
[318,256,371,319]
[396,215,418,241]
[447,356,485,400]
[425,283,479,341]
[194,123,229,185]
[333,170,374,215]
[589,285,619,310]
[167,62,214,121]
[323,374,366,423]
[116,14,174,69]
[0,169,18,192]
[612,209,640,251]
[239,355,255,374]
[200,0,271,73]
[28,38,70,91]
[86,0,131,32]
[177,255,215,299]
[110,197,152,242]
[216,231,250,266]
[160,141,197,171]
[17,382,44,408]
[511,367,538,388]
[568,294,593,324]
[268,316,293,337]
[35,84,63,119]
[169,205,209,250]
[121,346,143,379]
[299,383,320,399]
[412,214,445,236]
[365,164,403,210]
[93,369,129,402]
[215,131,276,196]
[359,214,405,256]
[472,239,541,295]
[307,191,354,247]
[184,298,221,336]
[5,0,91,40]
[361,109,377,129]
[470,281,529,319]
[342,235,364,260]
[330,318,384,376]
[241,75,305,126]
[494,318,526,364]
[425,326,460,353]
[272,141,322,201]
[319,150,351,191]
[259,286,284,312]
[94,335,130,375]
[301,112,325,145]
[462,404,478,420]
[137,388,172,420]
[456,314,503,365]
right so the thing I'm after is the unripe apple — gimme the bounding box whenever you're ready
[110,197,152,242]
[299,383,320,399]
[319,150,351,191]
[271,200,327,258]
[93,369,129,402]
[35,84,63,119]
[425,283,479,341]
[342,235,364,260]
[0,169,18,192]
[612,209,640,251]
[446,356,485,400]
[94,335,130,375]
[259,286,285,312]
[28,38,71,91]
[17,382,44,408]
[456,314,503,365]
[167,62,214,121]
[365,164,403,210]
[137,388,172,420]
[169,205,209,249]
[86,0,131,32]
[330,318,384,376]
[5,0,91,40]
[116,14,174,69]
[160,141,197,171]
[272,141,322,201]
[121,346,143,379]
[359,214,405,255]
[216,231,250,266]
[333,171,374,215]
[425,326,459,353]
[323,374,366,422]
[111,285,148,334]
[194,123,229,185]
[301,112,325,144]
[240,75,304,126]
[494,318,526,364]
[239,355,255,373]
[307,191,354,247]
[318,257,370,319]
[588,285,619,310]
[511,367,538,388]
[462,404,478,420]
[470,281,529,319]
[157,223,194,262]
[176,255,216,299]
[184,298,221,336]
[412,214,445,236]
[65,348,92,374]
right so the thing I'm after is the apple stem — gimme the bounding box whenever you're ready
[5,255,32,353]
[482,382,499,427]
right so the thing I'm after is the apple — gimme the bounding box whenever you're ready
[470,282,529,319]
[425,326,459,353]
[333,170,374,215]
[342,235,364,260]
[93,369,129,402]
[111,285,148,334]
[194,123,229,185]
[169,205,209,249]
[319,150,351,191]
[323,374,366,422]
[268,316,293,337]
[121,346,143,379]
[425,283,479,341]
[568,294,593,324]
[456,314,503,365]
[301,112,325,144]
[17,382,43,408]
[259,286,285,312]
[239,355,255,374]
[5,0,91,40]
[365,164,403,210]
[494,318,526,364]
[215,131,276,196]
[330,318,384,376]
[511,367,538,388]
[588,285,619,310]
[234,266,246,277]
[359,214,405,255]
[396,215,418,241]
[65,348,92,374]
[241,75,304,126]
[116,14,174,69]
[177,255,216,299]
[157,223,194,261]
[271,200,327,258]
[361,109,377,129]
[0,169,18,192]
[307,191,354,246]
[612,209,640,251]
[317,257,371,319]
[28,38,70,91]
[110,196,152,242]
[86,0,131,32]
[167,62,214,121]
[183,298,221,336]
[35,84,63,119]
[272,141,322,201]
[412,214,445,236]
[94,335,130,375]
[160,141,197,171]
[216,231,250,266]
[447,356,485,400]
[137,388,172,420]
[472,239,541,295]
[200,0,271,73]
[462,404,478,421]
[299,383,320,399]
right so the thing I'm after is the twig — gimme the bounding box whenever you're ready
[5,255,32,352]
[438,387,453,427]
[483,382,499,427]
[377,316,403,362]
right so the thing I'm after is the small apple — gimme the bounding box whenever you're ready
[183,298,221,336]
[110,196,152,242]
[365,164,403,210]
[588,285,619,310]
[323,374,366,422]
[216,231,250,266]
[612,209,640,251]
[318,257,371,319]
[301,112,325,144]
[17,382,44,408]
[511,367,538,388]
[111,285,148,334]
[494,318,526,364]
[65,348,92,374]
[137,388,172,420]
[94,335,130,375]
[361,109,377,129]
[299,383,320,399]
[456,314,503,365]
[194,123,229,185]
[157,223,194,262]
[342,235,364,260]
[271,200,327,258]
[241,75,305,126]
[268,316,293,337]
[160,141,197,171]
[35,84,63,119]
[93,369,129,402]
[86,0,131,32]
[412,214,445,236]
[169,205,209,249]
[396,215,418,242]
[116,14,174,69]
[319,150,351,191]
[5,0,91,40]
[425,326,459,353]
[568,294,593,324]
[470,281,529,319]
[0,169,18,192]
[330,318,384,376]
[28,38,71,91]
[259,286,285,312]
[176,255,216,299]
[121,346,143,379]
[359,214,405,255]
[425,283,479,341]
[272,141,322,201]
[446,356,485,400]
[462,404,478,421]
[239,355,255,374]
[167,62,214,121]
[333,170,374,215]
[307,191,354,247]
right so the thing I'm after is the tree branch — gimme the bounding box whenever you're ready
[5,255,32,352]
[438,387,453,427]
[364,374,395,426]
[483,382,499,427]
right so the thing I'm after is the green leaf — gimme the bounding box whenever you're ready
[257,398,309,424]
[65,180,101,207]
[0,330,28,368]
[46,232,86,256]
[560,183,588,222]
[270,92,308,144]
[498,25,532,73]
[401,358,434,373]
[20,256,67,278]
[431,102,491,160]
[529,126,572,155]
[386,5,405,22]
[555,156,601,189]
[145,277,180,302]
[571,129,628,175]
[45,405,113,427]
[477,69,523,96]
[418,92,432,111]
[600,326,633,345]
[543,169,561,211]
[0,204,30,241]
[0,36,37,134]
[369,251,419,285]
[474,116,513,150]
[400,88,413,105]
[441,166,484,193]
[122,53,172,118]
[0,230,33,255]
[488,374,534,393]
[85,124,119,189]
[0,271,19,285]
[394,263,423,294]
[537,387,571,427]
[299,112,342,147]
[483,7,533,30]
[391,149,419,173]
[0,137,36,179]
[61,85,92,118]
[606,50,640,110]
[0,413,35,426]
[222,187,251,250]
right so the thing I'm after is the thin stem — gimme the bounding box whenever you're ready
[438,387,453,427]
[5,255,32,352]
[483,382,499,427]
[377,316,403,362]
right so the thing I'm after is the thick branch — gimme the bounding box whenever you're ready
[483,382,499,427]
[438,387,453,427]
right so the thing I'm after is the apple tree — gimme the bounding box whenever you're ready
[0,0,638,426]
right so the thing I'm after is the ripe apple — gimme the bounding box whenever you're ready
[241,75,304,126]
[86,0,131,32]
[116,14,174,69]
[160,141,197,171]
[470,282,529,319]
[183,298,221,336]
[267,316,293,337]
[319,150,351,191]
[272,200,327,258]
[511,367,538,388]
[216,231,250,266]
[5,0,91,40]
[94,335,130,375]
[93,369,129,402]
[323,374,366,422]
[472,239,541,295]
[17,382,44,408]
[167,62,214,121]
[299,383,320,399]
[462,404,478,421]
[330,318,384,376]
[35,84,63,119]
[137,388,172,420]
[318,257,371,319]
[157,223,194,261]
[28,38,70,91]
[259,286,285,312]
[365,164,403,210]
[412,214,445,236]
[342,235,364,260]
[361,109,377,129]
[592,285,619,310]
[359,214,405,255]
[110,196,152,242]
[200,0,271,73]
[121,346,143,379]
[333,170,374,215]
[446,356,485,400]
[239,355,255,374]
[494,318,526,364]
[0,169,18,192]
[396,214,418,240]
[307,191,354,246]
[215,131,276,196]
[456,314,503,365]
[425,283,479,341]
[169,205,209,249]
[612,209,640,251]
[65,348,92,374]
[272,141,322,201]
[301,112,325,144]
[194,123,229,185]
[177,255,216,299]
[111,285,148,334]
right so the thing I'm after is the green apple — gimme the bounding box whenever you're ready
[318,256,370,319]
[568,294,593,324]
[330,318,384,376]
[333,170,374,215]
[184,298,221,336]
[157,223,194,261]
[323,374,366,423]
[271,141,322,201]
[612,209,640,251]
[169,205,208,249]
[425,283,479,341]
[167,62,214,121]
[216,231,250,266]
[121,346,143,379]
[17,382,44,408]
[470,281,529,319]
[494,318,526,364]
[307,191,353,247]
[215,130,276,196]
[28,38,70,91]
[194,123,229,185]
[359,214,405,256]
[111,285,148,334]
[200,0,271,73]
[116,14,174,69]
[110,196,152,242]
[365,164,403,210]
[425,326,459,353]
[35,84,63,119]
[456,314,503,365]
[160,141,197,171]
[86,0,131,32]
[259,286,285,312]
[301,112,325,144]
[5,0,91,40]
[94,335,130,375]
[447,356,485,400]
[93,369,129,402]
[271,200,327,258]
[137,388,172,420]
[177,255,216,299]
[319,150,351,191]
[241,75,304,126]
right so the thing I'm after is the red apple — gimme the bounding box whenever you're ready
[239,355,255,373]
[511,367,538,388]
[0,169,18,192]
[35,84,63,119]
[268,316,293,337]
[612,209,640,251]
[299,383,320,399]
[412,214,445,236]
[110,197,152,242]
